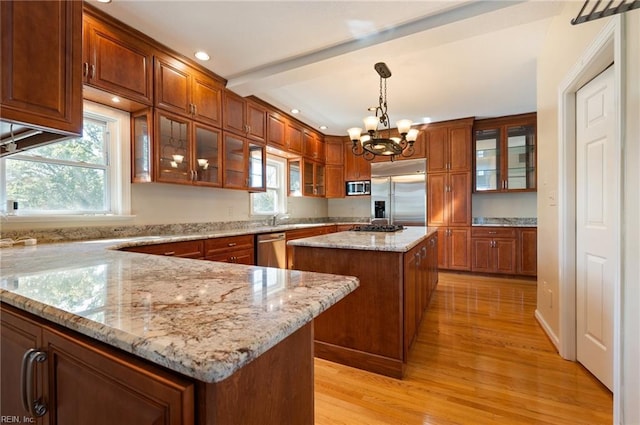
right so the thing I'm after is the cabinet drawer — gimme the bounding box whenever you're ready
[204,235,254,257]
[122,240,204,258]
[204,249,254,265]
[285,226,330,241]
[471,227,516,238]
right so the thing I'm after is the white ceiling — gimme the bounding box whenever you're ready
[91,0,568,135]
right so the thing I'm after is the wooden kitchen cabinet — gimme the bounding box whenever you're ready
[1,305,194,425]
[0,0,83,152]
[518,227,537,276]
[303,159,325,197]
[344,141,371,181]
[471,227,517,274]
[427,172,471,227]
[222,91,267,143]
[425,118,474,173]
[303,129,325,161]
[474,113,537,192]
[437,228,471,271]
[223,132,266,191]
[121,239,205,259]
[153,110,222,187]
[204,235,255,265]
[285,226,333,269]
[155,54,223,127]
[324,136,345,198]
[82,7,154,107]
[267,110,287,150]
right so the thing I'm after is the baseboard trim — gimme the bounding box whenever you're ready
[535,309,560,353]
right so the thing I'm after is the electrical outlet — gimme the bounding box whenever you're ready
[548,190,557,206]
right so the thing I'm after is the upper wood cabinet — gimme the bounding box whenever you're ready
[427,172,471,227]
[222,132,266,191]
[267,110,287,150]
[153,110,222,187]
[344,141,371,181]
[155,54,223,127]
[222,91,267,143]
[82,9,154,106]
[0,0,83,142]
[303,129,325,161]
[425,118,474,173]
[473,112,537,193]
[286,121,304,154]
[325,136,345,198]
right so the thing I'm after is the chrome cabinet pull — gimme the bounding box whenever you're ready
[90,64,96,79]
[163,251,175,256]
[82,62,88,77]
[21,349,48,417]
[488,231,497,234]
[227,242,237,247]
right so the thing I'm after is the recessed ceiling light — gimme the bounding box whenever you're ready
[290,109,300,114]
[422,117,432,124]
[111,96,120,103]
[96,0,112,3]
[194,51,210,61]
[319,125,328,130]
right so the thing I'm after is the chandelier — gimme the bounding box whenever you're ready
[347,62,419,161]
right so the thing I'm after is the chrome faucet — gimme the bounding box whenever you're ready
[271,213,289,226]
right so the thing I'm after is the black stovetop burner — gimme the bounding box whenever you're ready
[351,224,405,232]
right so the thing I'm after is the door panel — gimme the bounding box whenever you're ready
[576,65,615,391]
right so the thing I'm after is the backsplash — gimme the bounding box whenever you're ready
[0,216,369,243]
[472,217,537,226]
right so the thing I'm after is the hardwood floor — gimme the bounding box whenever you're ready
[314,272,613,425]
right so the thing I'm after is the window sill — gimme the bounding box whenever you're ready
[1,214,136,224]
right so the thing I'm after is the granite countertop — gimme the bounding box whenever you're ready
[287,226,438,252]
[472,217,537,227]
[0,238,358,383]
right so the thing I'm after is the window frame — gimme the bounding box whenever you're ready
[0,101,131,221]
[250,155,287,217]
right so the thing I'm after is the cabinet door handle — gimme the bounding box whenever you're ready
[21,349,48,418]
[90,64,96,79]
[227,242,237,247]
[192,170,197,181]
[193,104,197,116]
[163,251,175,256]
[82,62,88,77]
[488,231,497,234]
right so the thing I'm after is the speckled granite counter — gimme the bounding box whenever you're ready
[287,226,438,252]
[0,238,359,383]
[472,217,537,227]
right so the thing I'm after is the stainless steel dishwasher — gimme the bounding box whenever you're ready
[256,233,287,268]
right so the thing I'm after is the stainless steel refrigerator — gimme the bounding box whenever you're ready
[370,158,427,226]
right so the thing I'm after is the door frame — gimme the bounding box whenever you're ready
[557,15,623,419]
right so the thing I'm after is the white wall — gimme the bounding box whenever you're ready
[537,5,639,423]
[471,192,537,217]
[536,3,608,344]
[327,196,371,219]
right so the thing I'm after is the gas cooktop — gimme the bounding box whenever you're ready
[350,224,405,232]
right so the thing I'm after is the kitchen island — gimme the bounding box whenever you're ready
[289,226,438,378]
[0,238,358,424]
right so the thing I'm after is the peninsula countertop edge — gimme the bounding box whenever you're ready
[0,237,359,383]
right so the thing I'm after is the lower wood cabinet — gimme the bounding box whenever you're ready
[285,226,335,269]
[471,227,537,276]
[203,234,254,265]
[437,227,471,271]
[1,304,194,425]
[121,239,204,259]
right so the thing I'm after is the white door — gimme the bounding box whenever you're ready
[575,65,616,391]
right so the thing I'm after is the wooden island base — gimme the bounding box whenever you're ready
[293,231,438,379]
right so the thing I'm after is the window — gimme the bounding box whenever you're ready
[1,101,130,216]
[251,156,286,216]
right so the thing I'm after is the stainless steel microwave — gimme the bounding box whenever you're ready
[346,180,371,196]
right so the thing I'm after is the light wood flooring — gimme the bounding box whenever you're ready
[314,272,613,425]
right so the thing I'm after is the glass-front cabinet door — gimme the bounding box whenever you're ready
[248,142,266,192]
[474,128,500,191]
[315,163,326,197]
[288,159,301,196]
[223,133,246,189]
[156,111,191,184]
[473,113,536,193]
[193,124,222,187]
[506,125,536,190]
